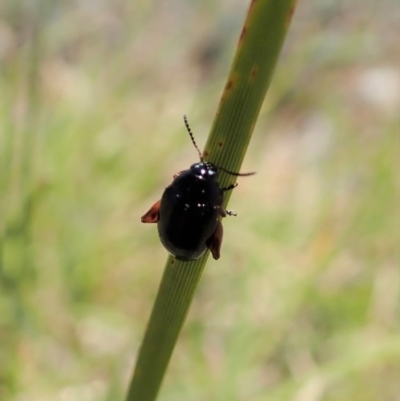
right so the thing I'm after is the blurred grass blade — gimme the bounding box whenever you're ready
[125,1,297,400]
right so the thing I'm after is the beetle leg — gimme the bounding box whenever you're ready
[173,170,184,179]
[141,200,161,223]
[207,220,223,260]
[219,208,236,217]
[221,183,238,192]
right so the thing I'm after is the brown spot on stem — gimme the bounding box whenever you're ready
[249,0,257,13]
[286,4,297,26]
[203,150,209,159]
[221,73,239,102]
[249,64,259,82]
[239,26,247,44]
[218,141,224,147]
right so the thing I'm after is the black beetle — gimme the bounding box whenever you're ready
[141,115,254,260]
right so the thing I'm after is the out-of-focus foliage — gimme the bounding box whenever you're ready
[0,1,398,401]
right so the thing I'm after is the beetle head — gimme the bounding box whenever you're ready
[184,115,256,178]
[190,162,217,179]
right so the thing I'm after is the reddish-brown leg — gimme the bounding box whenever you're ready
[207,220,223,260]
[173,170,184,179]
[141,200,161,223]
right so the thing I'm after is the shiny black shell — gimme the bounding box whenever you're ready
[157,162,222,260]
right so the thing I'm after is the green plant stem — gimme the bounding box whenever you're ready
[126,1,297,400]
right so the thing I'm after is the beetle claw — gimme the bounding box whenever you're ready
[219,208,236,217]
[141,200,161,223]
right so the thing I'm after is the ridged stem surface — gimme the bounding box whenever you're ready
[126,1,297,400]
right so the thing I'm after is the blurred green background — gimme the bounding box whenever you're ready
[0,1,399,400]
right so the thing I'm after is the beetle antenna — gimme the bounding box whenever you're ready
[183,115,203,162]
[217,166,256,177]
